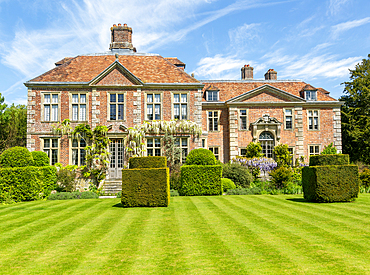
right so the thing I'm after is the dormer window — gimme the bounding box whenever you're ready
[207,90,219,101]
[305,90,317,101]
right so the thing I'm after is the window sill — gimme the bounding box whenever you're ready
[41,121,59,123]
[107,120,126,122]
[307,129,320,131]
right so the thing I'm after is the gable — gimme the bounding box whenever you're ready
[242,91,288,103]
[96,67,136,86]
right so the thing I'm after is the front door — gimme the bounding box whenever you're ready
[259,131,275,158]
[109,139,124,179]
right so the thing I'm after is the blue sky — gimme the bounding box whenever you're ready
[0,0,369,105]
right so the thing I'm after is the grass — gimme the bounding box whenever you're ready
[1,194,370,274]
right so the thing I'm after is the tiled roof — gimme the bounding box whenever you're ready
[202,81,337,102]
[29,55,199,84]
[164,57,185,66]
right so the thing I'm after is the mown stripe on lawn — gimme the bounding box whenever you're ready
[0,199,106,274]
[232,195,370,274]
[172,196,247,275]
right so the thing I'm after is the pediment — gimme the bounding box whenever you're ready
[227,84,305,103]
[90,60,143,86]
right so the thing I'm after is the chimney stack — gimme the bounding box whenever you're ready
[264,69,277,80]
[109,23,135,51]
[241,64,253,80]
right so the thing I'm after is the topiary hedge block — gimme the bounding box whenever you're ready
[0,146,33,168]
[0,166,57,202]
[31,151,50,167]
[129,156,167,169]
[302,165,359,202]
[309,154,349,166]
[185,148,216,165]
[121,167,170,207]
[180,165,222,196]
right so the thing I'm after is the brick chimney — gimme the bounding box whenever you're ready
[241,64,253,80]
[265,69,277,80]
[109,23,136,51]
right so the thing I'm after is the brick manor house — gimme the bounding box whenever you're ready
[25,24,342,180]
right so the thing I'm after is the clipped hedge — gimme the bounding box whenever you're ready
[0,146,33,168]
[309,154,349,166]
[185,148,216,166]
[47,191,98,200]
[121,167,170,207]
[222,178,236,192]
[129,156,166,169]
[180,165,222,196]
[0,166,57,202]
[302,165,359,202]
[31,151,50,167]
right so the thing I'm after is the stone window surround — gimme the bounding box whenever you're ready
[238,108,249,131]
[146,136,162,156]
[307,109,320,131]
[144,91,163,121]
[41,91,61,122]
[206,90,219,102]
[41,137,60,165]
[171,91,189,120]
[283,108,294,130]
[70,138,86,166]
[207,110,220,132]
[209,146,220,160]
[107,92,126,122]
[68,92,89,122]
[175,137,189,162]
[308,144,321,156]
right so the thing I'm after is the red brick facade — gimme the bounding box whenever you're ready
[25,25,342,176]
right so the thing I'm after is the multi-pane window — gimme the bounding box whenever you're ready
[71,94,87,121]
[285,109,293,130]
[240,148,247,157]
[209,147,219,160]
[175,137,188,162]
[208,111,219,131]
[147,93,161,120]
[43,138,58,165]
[207,91,218,101]
[306,90,317,101]
[147,138,161,156]
[308,110,319,130]
[173,93,187,120]
[109,93,124,120]
[43,94,59,121]
[240,109,247,130]
[71,139,86,166]
[309,145,320,156]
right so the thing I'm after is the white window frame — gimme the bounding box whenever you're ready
[307,109,319,131]
[172,92,189,120]
[175,137,189,162]
[239,109,248,130]
[209,146,220,160]
[284,108,294,130]
[42,92,60,122]
[306,90,317,101]
[70,93,88,122]
[146,137,162,156]
[42,138,59,165]
[308,144,320,156]
[108,92,126,121]
[206,90,219,102]
[71,138,87,166]
[240,148,247,157]
[208,110,219,132]
[145,92,162,121]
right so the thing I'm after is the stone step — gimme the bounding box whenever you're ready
[102,182,122,194]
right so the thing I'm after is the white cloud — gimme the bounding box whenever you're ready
[327,0,351,16]
[228,23,261,52]
[331,17,370,38]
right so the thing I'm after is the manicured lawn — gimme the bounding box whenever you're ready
[1,194,370,274]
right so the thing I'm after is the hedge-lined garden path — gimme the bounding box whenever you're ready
[1,194,370,274]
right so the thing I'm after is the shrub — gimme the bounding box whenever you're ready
[360,168,370,188]
[47,191,98,200]
[31,151,50,167]
[302,165,359,202]
[273,144,292,167]
[185,148,216,166]
[170,170,182,190]
[0,146,33,168]
[180,165,222,196]
[121,167,170,207]
[56,165,77,192]
[170,189,179,196]
[221,178,236,192]
[222,162,253,188]
[232,156,277,180]
[129,156,167,169]
[269,166,292,190]
[226,187,262,195]
[0,166,57,202]
[309,154,349,166]
[244,142,263,158]
[321,143,337,155]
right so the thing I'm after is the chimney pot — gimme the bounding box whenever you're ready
[118,23,122,26]
[109,23,135,51]
[241,65,253,80]
[265,69,277,80]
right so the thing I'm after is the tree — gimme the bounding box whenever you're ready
[340,54,370,164]
[244,142,263,158]
[273,144,292,167]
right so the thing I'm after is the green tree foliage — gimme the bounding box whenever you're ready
[321,143,338,155]
[0,146,33,168]
[245,142,263,158]
[185,148,216,166]
[273,144,292,167]
[340,54,370,164]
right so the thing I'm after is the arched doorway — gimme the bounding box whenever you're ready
[259,131,274,158]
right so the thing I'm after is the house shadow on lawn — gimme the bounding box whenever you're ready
[286,198,313,203]
[112,203,124,208]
